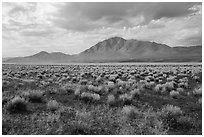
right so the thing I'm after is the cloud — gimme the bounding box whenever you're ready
[56,3,135,21]
[150,3,199,19]
[2,2,202,57]
[51,2,201,31]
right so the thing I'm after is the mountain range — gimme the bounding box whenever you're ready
[4,37,202,63]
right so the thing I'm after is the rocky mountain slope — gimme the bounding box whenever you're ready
[4,37,202,63]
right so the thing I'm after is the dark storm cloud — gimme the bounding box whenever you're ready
[52,2,201,31]
[149,2,200,19]
[105,16,123,23]
[57,3,135,21]
[51,17,99,32]
[60,2,200,20]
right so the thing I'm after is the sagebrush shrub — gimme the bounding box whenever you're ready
[137,109,168,135]
[119,106,168,135]
[193,86,202,96]
[81,92,93,102]
[161,86,167,93]
[81,92,100,102]
[47,100,59,111]
[79,79,88,85]
[169,90,180,99]
[198,98,202,104]
[178,82,188,89]
[26,90,44,103]
[87,85,95,91]
[159,104,183,129]
[118,123,135,135]
[145,81,155,89]
[2,80,10,90]
[62,83,75,93]
[121,105,140,119]
[2,97,8,106]
[96,76,102,83]
[47,113,61,122]
[119,94,132,105]
[107,81,115,89]
[95,86,103,94]
[176,88,184,93]
[7,96,28,113]
[164,82,175,90]
[107,94,115,105]
[74,87,81,97]
[176,116,194,130]
[130,89,140,97]
[117,80,126,87]
[160,104,183,117]
[92,93,100,101]
[155,84,162,92]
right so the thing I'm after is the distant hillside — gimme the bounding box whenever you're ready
[3,57,15,62]
[4,37,202,63]
[5,51,73,63]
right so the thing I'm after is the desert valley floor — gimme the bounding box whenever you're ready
[2,63,202,135]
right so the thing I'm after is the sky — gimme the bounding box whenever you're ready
[2,2,202,57]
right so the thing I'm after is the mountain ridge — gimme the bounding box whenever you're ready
[4,37,202,63]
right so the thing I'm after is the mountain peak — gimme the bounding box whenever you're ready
[35,51,49,55]
[41,51,49,53]
[30,51,50,58]
[105,37,126,44]
[4,37,202,63]
[81,37,127,54]
[107,36,126,40]
[37,51,49,55]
